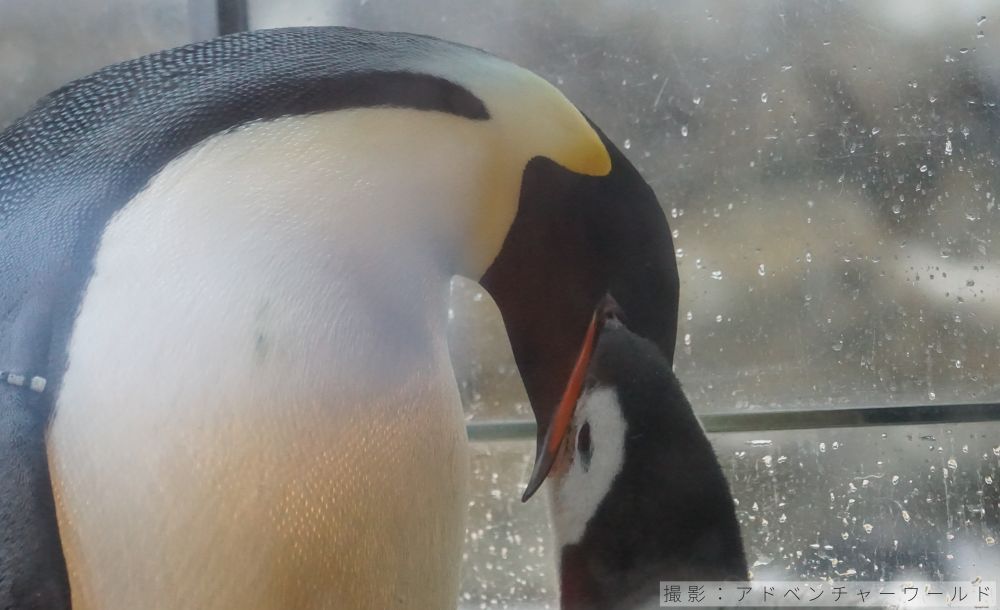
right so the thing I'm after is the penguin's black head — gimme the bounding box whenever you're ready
[482,133,679,500]
[533,299,747,609]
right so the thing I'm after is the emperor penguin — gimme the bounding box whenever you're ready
[0,27,678,610]
[523,298,747,610]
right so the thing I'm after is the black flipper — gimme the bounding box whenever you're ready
[0,383,70,610]
[0,283,69,610]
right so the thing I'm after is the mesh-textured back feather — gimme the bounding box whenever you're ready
[0,26,488,385]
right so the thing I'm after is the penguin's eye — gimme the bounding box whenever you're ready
[577,422,593,471]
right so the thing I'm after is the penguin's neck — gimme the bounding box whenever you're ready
[129,116,465,371]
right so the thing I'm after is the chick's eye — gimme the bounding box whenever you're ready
[577,422,593,471]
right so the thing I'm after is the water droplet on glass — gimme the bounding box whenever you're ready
[977,16,987,26]
[683,333,691,346]
[841,532,849,540]
[781,64,792,72]
[928,391,937,400]
[715,314,723,323]
[686,310,693,321]
[892,203,902,215]
[623,138,631,150]
[760,92,768,103]
[947,457,958,469]
[892,475,900,485]
[962,125,971,137]
[871,127,881,135]
[681,125,689,137]
[955,360,963,369]
[863,523,874,534]
[473,292,484,302]
[959,47,970,54]
[902,510,911,523]
[778,513,787,523]
[977,30,985,39]
[945,139,953,155]
[805,251,813,263]
[752,555,772,567]
[675,247,684,258]
[832,341,844,352]
[822,40,831,46]
[819,442,827,453]
[692,96,702,105]
[711,270,723,280]
[757,263,766,276]
[919,164,928,173]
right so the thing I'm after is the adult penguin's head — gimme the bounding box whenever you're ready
[479,122,678,497]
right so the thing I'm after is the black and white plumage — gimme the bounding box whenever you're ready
[0,27,678,610]
[541,309,747,610]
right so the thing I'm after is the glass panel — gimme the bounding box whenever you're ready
[462,440,557,610]
[250,0,1000,415]
[462,423,1000,606]
[449,278,533,422]
[0,0,216,128]
[722,423,1000,582]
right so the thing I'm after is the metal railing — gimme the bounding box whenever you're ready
[217,0,249,35]
[466,402,1000,441]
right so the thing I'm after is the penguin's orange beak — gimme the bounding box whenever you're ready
[521,296,617,501]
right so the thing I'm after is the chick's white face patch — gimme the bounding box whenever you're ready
[548,386,627,547]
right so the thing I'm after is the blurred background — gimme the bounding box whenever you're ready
[2,1,998,608]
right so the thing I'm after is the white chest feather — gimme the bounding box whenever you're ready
[46,112,484,610]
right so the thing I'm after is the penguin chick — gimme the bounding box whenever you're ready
[544,313,747,610]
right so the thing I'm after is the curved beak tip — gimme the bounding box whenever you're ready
[521,450,553,502]
[520,479,541,503]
